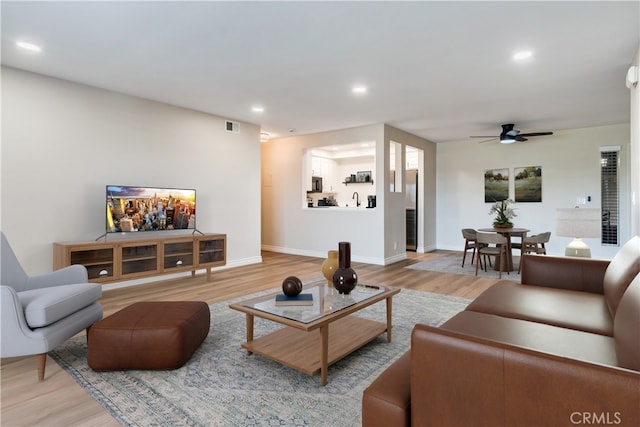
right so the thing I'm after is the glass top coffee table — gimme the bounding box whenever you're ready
[229,278,401,385]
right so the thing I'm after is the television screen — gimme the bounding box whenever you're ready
[106,185,196,233]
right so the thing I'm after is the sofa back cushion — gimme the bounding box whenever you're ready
[603,236,640,317]
[614,274,640,371]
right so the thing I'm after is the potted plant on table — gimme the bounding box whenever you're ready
[489,199,517,228]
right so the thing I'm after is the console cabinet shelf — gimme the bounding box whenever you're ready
[53,233,226,284]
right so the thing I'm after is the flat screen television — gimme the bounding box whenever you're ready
[106,185,196,233]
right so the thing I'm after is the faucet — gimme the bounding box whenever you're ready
[352,192,361,207]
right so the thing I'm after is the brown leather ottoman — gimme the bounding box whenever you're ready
[88,301,210,371]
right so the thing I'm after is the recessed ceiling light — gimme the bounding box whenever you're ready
[252,106,264,113]
[352,86,367,94]
[16,41,42,52]
[513,50,533,61]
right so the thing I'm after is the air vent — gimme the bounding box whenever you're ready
[225,120,240,133]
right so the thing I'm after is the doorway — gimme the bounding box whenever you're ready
[405,146,423,252]
[406,169,418,251]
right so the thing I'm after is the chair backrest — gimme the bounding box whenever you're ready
[524,232,551,244]
[1,232,29,291]
[476,232,507,245]
[462,228,477,240]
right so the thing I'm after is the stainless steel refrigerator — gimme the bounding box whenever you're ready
[406,170,418,251]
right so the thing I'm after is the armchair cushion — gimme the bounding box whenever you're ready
[18,283,102,328]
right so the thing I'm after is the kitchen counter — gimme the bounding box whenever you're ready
[307,206,374,210]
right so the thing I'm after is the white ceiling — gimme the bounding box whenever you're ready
[1,1,638,143]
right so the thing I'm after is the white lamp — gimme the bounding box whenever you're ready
[555,207,601,257]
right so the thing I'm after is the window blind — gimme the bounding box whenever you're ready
[600,147,619,246]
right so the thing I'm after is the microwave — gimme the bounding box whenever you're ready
[311,176,323,193]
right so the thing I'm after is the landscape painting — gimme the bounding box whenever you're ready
[484,168,509,202]
[515,166,542,202]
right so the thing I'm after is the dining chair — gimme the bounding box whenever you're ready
[475,232,508,279]
[509,230,528,254]
[461,228,478,267]
[518,231,551,273]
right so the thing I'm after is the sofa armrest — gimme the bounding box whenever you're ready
[411,324,640,426]
[362,351,411,427]
[520,254,609,294]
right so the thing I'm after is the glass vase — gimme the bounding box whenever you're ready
[321,250,339,286]
[332,242,358,294]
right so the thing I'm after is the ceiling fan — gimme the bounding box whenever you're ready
[470,124,553,144]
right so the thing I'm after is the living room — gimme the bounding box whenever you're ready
[2,1,639,426]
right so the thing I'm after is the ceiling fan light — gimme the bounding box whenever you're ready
[500,137,516,144]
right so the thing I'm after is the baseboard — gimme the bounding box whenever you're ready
[384,252,407,265]
[261,244,389,266]
[102,255,263,291]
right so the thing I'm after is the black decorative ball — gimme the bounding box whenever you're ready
[282,276,303,297]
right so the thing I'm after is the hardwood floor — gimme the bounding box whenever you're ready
[1,250,499,427]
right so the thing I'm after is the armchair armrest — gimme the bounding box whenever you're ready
[1,285,37,357]
[410,324,640,426]
[520,254,609,294]
[26,265,89,290]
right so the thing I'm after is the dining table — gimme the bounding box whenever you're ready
[477,227,530,272]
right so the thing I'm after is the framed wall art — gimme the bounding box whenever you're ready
[356,171,372,182]
[514,166,542,202]
[484,168,509,202]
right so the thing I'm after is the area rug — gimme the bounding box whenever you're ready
[50,286,470,427]
[406,251,519,280]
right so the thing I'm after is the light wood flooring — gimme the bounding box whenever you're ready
[1,250,499,427]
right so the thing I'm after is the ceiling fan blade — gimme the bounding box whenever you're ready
[470,135,498,138]
[476,137,498,144]
[519,131,553,137]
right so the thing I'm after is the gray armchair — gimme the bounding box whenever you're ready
[1,232,103,380]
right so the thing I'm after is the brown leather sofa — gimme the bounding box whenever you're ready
[363,236,640,426]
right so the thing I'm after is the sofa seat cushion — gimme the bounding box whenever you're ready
[441,311,620,368]
[18,283,102,328]
[465,281,613,336]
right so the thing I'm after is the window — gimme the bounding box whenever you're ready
[389,141,402,192]
[600,147,620,246]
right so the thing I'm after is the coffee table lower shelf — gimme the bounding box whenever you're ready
[241,315,388,381]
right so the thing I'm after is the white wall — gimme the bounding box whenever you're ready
[262,124,387,263]
[384,125,438,254]
[629,45,639,237]
[334,157,376,207]
[261,123,436,265]
[436,124,632,259]
[1,67,262,276]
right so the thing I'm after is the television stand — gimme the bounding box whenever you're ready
[53,233,226,284]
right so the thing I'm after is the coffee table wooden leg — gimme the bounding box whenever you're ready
[320,324,329,386]
[386,297,393,342]
[246,314,254,355]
